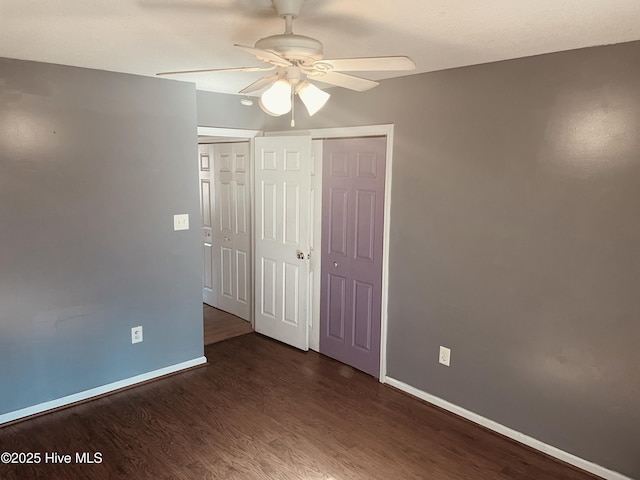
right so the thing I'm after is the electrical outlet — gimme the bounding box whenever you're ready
[439,346,451,366]
[131,326,143,344]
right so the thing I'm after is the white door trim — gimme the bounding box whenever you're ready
[197,127,261,138]
[271,124,394,382]
[309,140,323,353]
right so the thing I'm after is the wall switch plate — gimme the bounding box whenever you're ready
[131,326,143,344]
[439,346,451,366]
[173,214,189,231]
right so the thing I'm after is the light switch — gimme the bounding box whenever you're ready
[173,214,189,231]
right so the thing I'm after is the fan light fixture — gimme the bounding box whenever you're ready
[259,79,292,116]
[297,81,330,116]
[259,77,330,120]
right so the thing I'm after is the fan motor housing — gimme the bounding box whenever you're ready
[255,34,323,63]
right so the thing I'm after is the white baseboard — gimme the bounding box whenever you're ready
[384,376,632,480]
[0,356,207,426]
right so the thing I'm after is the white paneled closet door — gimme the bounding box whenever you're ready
[199,142,251,321]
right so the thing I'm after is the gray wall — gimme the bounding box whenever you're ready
[0,58,203,415]
[264,41,640,478]
[197,90,265,130]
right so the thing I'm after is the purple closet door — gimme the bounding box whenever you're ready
[320,136,386,377]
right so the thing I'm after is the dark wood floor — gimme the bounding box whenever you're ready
[0,334,599,480]
[203,304,253,345]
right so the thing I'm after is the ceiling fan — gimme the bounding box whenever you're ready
[157,0,416,125]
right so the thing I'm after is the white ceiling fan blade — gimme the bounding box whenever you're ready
[157,66,275,76]
[239,74,279,94]
[308,71,379,92]
[315,56,416,72]
[139,0,276,18]
[234,44,292,67]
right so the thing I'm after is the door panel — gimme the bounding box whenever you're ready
[328,274,346,340]
[220,182,232,232]
[261,258,277,318]
[221,246,233,297]
[236,184,248,234]
[329,188,348,256]
[236,251,248,303]
[320,137,387,377]
[355,190,377,261]
[283,262,300,325]
[353,280,373,350]
[254,136,311,351]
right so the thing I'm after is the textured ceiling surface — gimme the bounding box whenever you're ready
[1,0,640,95]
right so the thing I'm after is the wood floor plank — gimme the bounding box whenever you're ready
[203,304,253,345]
[0,334,601,480]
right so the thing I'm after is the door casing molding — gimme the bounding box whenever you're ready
[197,127,261,138]
[197,127,260,328]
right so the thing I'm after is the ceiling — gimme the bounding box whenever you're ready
[1,0,640,96]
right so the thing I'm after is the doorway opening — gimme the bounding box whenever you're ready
[196,125,394,381]
[198,128,260,345]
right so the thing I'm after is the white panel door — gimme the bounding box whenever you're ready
[213,142,251,321]
[199,144,216,307]
[254,136,311,350]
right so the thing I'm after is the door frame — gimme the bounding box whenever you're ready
[197,124,394,383]
[197,127,261,329]
[267,124,394,382]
